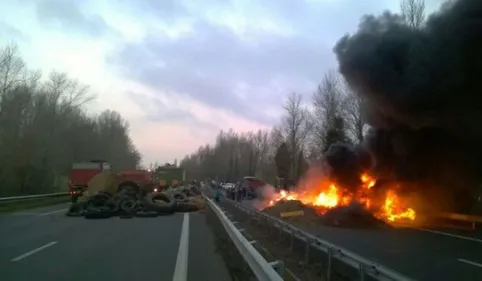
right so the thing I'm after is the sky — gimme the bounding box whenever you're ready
[0,0,441,165]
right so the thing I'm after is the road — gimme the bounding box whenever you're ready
[238,198,482,281]
[0,204,232,281]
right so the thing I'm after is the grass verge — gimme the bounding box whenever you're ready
[204,199,256,281]
[0,196,70,214]
[219,200,355,281]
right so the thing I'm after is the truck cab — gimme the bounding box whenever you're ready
[68,160,110,202]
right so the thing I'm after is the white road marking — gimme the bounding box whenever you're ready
[12,212,39,215]
[172,213,190,281]
[458,258,482,268]
[10,241,58,262]
[39,209,67,216]
[419,228,482,243]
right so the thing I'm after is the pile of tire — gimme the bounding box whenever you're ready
[65,184,204,219]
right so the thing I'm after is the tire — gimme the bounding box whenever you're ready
[117,181,140,195]
[66,203,84,217]
[142,192,176,213]
[84,209,112,219]
[172,192,188,202]
[119,198,137,212]
[119,214,134,219]
[135,211,159,218]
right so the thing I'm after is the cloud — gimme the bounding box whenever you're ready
[110,18,334,125]
[0,21,28,43]
[0,0,444,165]
[30,0,114,38]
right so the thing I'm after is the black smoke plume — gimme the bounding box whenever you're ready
[327,0,482,212]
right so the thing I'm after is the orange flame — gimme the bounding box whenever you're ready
[266,172,416,223]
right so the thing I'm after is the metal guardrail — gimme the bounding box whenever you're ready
[0,192,69,203]
[203,195,284,281]
[228,199,415,281]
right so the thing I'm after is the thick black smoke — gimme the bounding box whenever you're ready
[327,0,482,212]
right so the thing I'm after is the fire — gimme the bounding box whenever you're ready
[266,172,416,223]
[377,190,416,221]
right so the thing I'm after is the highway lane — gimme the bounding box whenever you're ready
[0,204,232,281]
[237,198,482,281]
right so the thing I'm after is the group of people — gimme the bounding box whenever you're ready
[214,182,248,202]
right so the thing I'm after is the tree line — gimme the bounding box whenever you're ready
[0,44,141,196]
[179,0,426,184]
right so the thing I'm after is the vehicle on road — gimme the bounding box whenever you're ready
[69,160,111,202]
[152,164,186,190]
[239,176,266,199]
[68,161,161,202]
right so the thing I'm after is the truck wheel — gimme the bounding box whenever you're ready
[117,181,140,195]
[66,203,84,216]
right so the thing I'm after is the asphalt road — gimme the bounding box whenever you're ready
[238,198,482,281]
[0,204,231,281]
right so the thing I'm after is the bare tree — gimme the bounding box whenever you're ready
[341,81,365,143]
[0,43,141,196]
[282,92,312,179]
[0,43,25,95]
[400,0,425,29]
[311,70,347,154]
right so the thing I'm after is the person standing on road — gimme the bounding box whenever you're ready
[214,185,221,203]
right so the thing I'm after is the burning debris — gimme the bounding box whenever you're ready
[330,0,482,214]
[259,0,482,227]
[258,171,415,228]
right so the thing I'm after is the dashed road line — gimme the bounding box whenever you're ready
[10,241,58,262]
[458,258,482,268]
[419,228,482,243]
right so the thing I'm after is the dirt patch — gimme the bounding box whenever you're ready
[321,203,391,229]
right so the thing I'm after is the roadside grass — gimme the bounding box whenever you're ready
[205,200,256,281]
[0,196,70,214]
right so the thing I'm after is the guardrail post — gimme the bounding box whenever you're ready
[276,224,283,244]
[269,260,285,277]
[359,264,365,281]
[289,228,294,253]
[304,238,310,269]
[327,247,332,281]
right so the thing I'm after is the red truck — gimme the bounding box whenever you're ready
[240,176,266,199]
[69,161,111,202]
[68,161,155,202]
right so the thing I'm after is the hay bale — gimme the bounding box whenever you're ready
[84,172,121,197]
[188,196,206,210]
